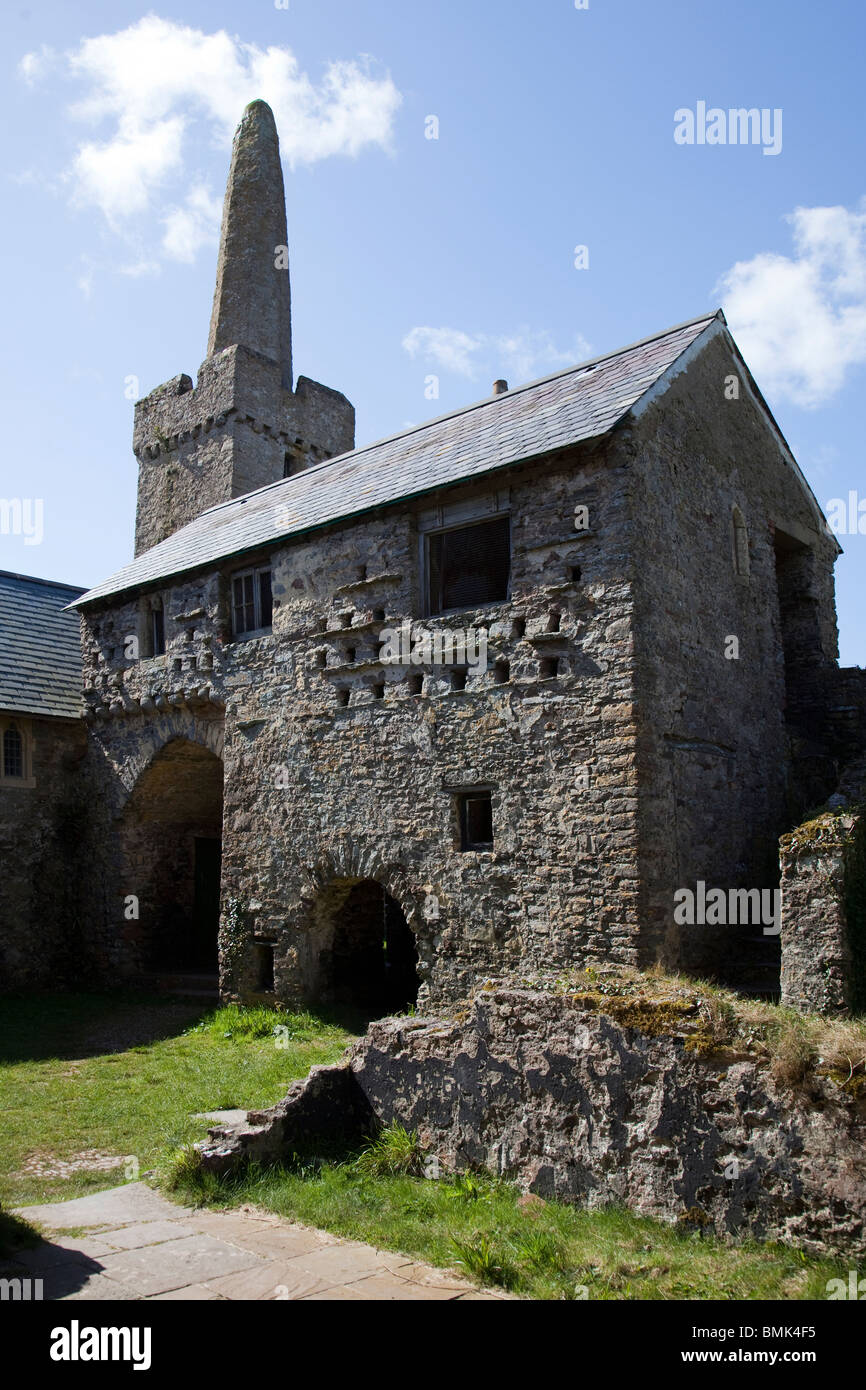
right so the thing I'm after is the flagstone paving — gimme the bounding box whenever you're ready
[11,1183,506,1301]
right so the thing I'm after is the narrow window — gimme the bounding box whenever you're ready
[408,673,424,696]
[459,791,494,851]
[427,515,510,615]
[732,507,750,578]
[539,656,559,680]
[372,682,385,700]
[254,943,275,993]
[3,726,23,779]
[258,569,273,628]
[494,659,510,684]
[451,669,468,692]
[231,567,273,638]
[151,606,165,657]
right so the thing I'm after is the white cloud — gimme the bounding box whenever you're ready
[18,45,56,85]
[402,325,592,384]
[20,14,401,262]
[716,201,866,408]
[161,184,222,264]
[71,115,185,224]
[402,327,484,377]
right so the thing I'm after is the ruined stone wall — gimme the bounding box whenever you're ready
[626,333,840,975]
[133,347,354,555]
[80,443,646,1002]
[0,716,87,990]
[199,987,866,1260]
[780,812,855,1016]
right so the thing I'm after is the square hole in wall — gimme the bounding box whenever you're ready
[512,617,526,639]
[458,791,494,851]
[451,669,468,692]
[338,689,350,708]
[408,673,424,696]
[539,656,560,680]
[494,659,510,684]
[569,565,582,583]
[372,682,385,700]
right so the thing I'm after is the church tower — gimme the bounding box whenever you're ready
[132,100,354,556]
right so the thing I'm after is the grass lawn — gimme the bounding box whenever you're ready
[166,1149,849,1301]
[0,993,852,1300]
[0,992,353,1208]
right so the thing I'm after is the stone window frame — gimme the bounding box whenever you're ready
[417,489,512,619]
[228,563,274,641]
[454,786,496,852]
[0,715,35,788]
[138,593,167,660]
[732,505,751,580]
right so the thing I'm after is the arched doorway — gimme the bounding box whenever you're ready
[314,879,420,1015]
[120,739,224,976]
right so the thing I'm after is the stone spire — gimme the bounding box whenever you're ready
[133,100,354,556]
[207,99,293,389]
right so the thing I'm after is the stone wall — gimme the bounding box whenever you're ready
[0,716,87,990]
[80,443,644,1000]
[627,332,840,975]
[780,756,866,1015]
[133,347,354,555]
[199,987,866,1260]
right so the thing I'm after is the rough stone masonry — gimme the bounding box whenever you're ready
[3,99,864,1025]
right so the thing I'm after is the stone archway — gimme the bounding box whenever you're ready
[119,738,224,976]
[308,877,421,1015]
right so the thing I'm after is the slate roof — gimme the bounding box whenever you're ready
[74,311,722,609]
[0,571,85,718]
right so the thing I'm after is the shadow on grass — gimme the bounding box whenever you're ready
[0,992,214,1063]
[0,1203,41,1258]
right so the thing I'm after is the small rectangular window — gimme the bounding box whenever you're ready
[231,567,272,638]
[459,791,494,851]
[427,516,510,615]
[3,726,24,778]
[151,607,165,657]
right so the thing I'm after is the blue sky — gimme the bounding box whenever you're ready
[1,0,864,663]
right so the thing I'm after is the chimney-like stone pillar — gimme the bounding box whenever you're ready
[132,100,354,557]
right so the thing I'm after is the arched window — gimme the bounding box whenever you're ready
[732,506,750,578]
[3,724,24,778]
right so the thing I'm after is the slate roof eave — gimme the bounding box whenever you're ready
[0,571,86,718]
[72,310,724,611]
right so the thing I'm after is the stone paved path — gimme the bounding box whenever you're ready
[11,1183,505,1301]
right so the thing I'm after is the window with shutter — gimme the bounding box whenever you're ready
[427,515,510,615]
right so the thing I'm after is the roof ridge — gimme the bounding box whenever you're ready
[195,309,724,521]
[0,569,87,594]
